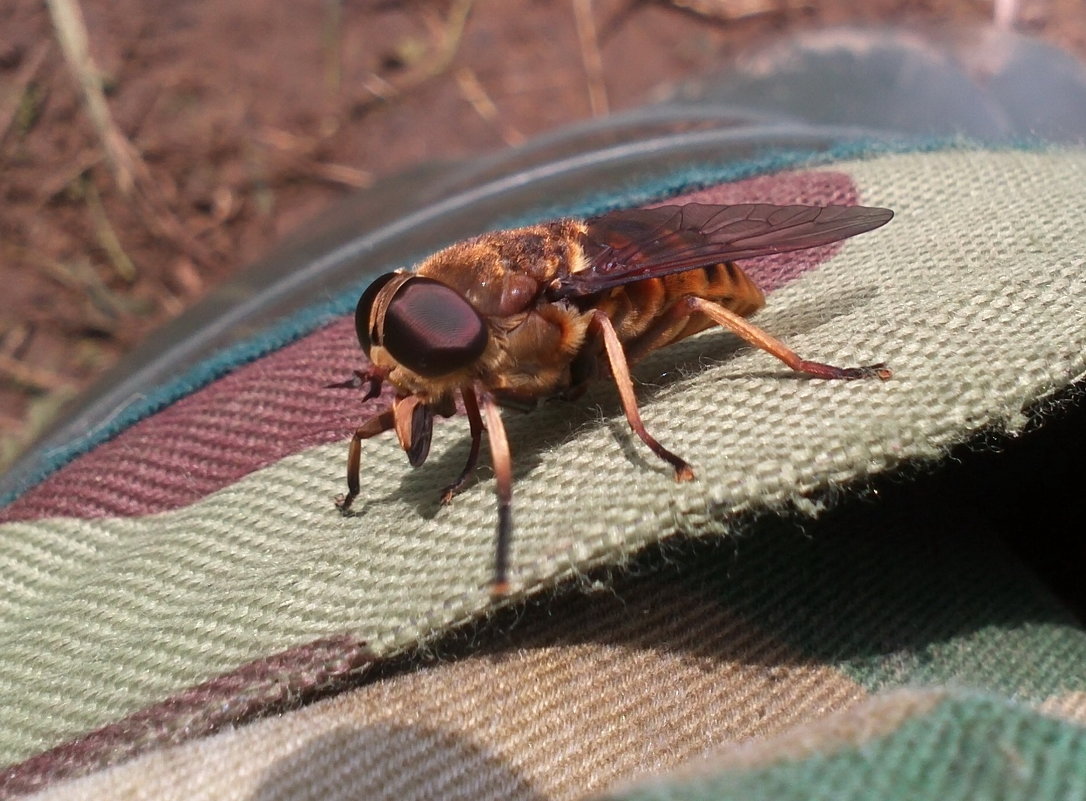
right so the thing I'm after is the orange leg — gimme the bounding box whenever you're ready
[336,408,395,513]
[591,310,696,482]
[683,297,892,380]
[440,385,484,505]
[477,388,514,595]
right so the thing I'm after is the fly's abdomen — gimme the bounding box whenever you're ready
[702,261,765,316]
[604,262,765,356]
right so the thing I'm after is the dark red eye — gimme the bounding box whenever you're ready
[354,272,398,355]
[383,277,488,377]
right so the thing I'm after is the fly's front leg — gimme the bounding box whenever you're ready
[325,366,387,400]
[336,408,395,513]
[477,387,514,595]
[440,385,484,505]
[590,310,695,482]
[684,297,892,380]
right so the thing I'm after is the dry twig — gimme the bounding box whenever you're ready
[46,0,221,272]
[0,40,51,149]
[573,0,610,116]
[84,178,137,282]
[455,67,526,146]
[322,0,344,98]
[46,0,144,196]
[0,352,74,393]
[657,0,809,23]
[257,127,374,188]
[993,0,1019,28]
[357,0,475,110]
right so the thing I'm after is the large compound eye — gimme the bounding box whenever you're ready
[383,277,488,377]
[354,272,398,355]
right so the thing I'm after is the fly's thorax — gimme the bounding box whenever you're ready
[416,220,587,317]
[374,303,588,401]
[481,301,592,398]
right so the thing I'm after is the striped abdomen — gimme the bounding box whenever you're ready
[597,261,765,362]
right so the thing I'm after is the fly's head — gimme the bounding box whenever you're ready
[355,271,491,395]
[354,272,492,466]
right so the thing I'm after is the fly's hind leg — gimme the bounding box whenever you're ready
[336,408,396,513]
[683,297,892,380]
[440,386,484,505]
[590,309,696,482]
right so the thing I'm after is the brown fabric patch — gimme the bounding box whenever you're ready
[609,688,947,794]
[1039,692,1086,725]
[0,635,372,800]
[0,171,858,523]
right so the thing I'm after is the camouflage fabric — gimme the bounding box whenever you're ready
[2,146,1085,799]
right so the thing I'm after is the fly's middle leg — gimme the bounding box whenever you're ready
[590,310,695,482]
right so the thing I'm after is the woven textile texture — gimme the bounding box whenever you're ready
[604,692,1086,801]
[22,505,1086,801]
[1,146,1085,798]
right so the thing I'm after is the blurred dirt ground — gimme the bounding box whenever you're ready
[0,0,1082,470]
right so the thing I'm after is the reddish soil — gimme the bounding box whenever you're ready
[1,0,1083,468]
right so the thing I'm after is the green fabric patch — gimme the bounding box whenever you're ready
[701,504,1086,699]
